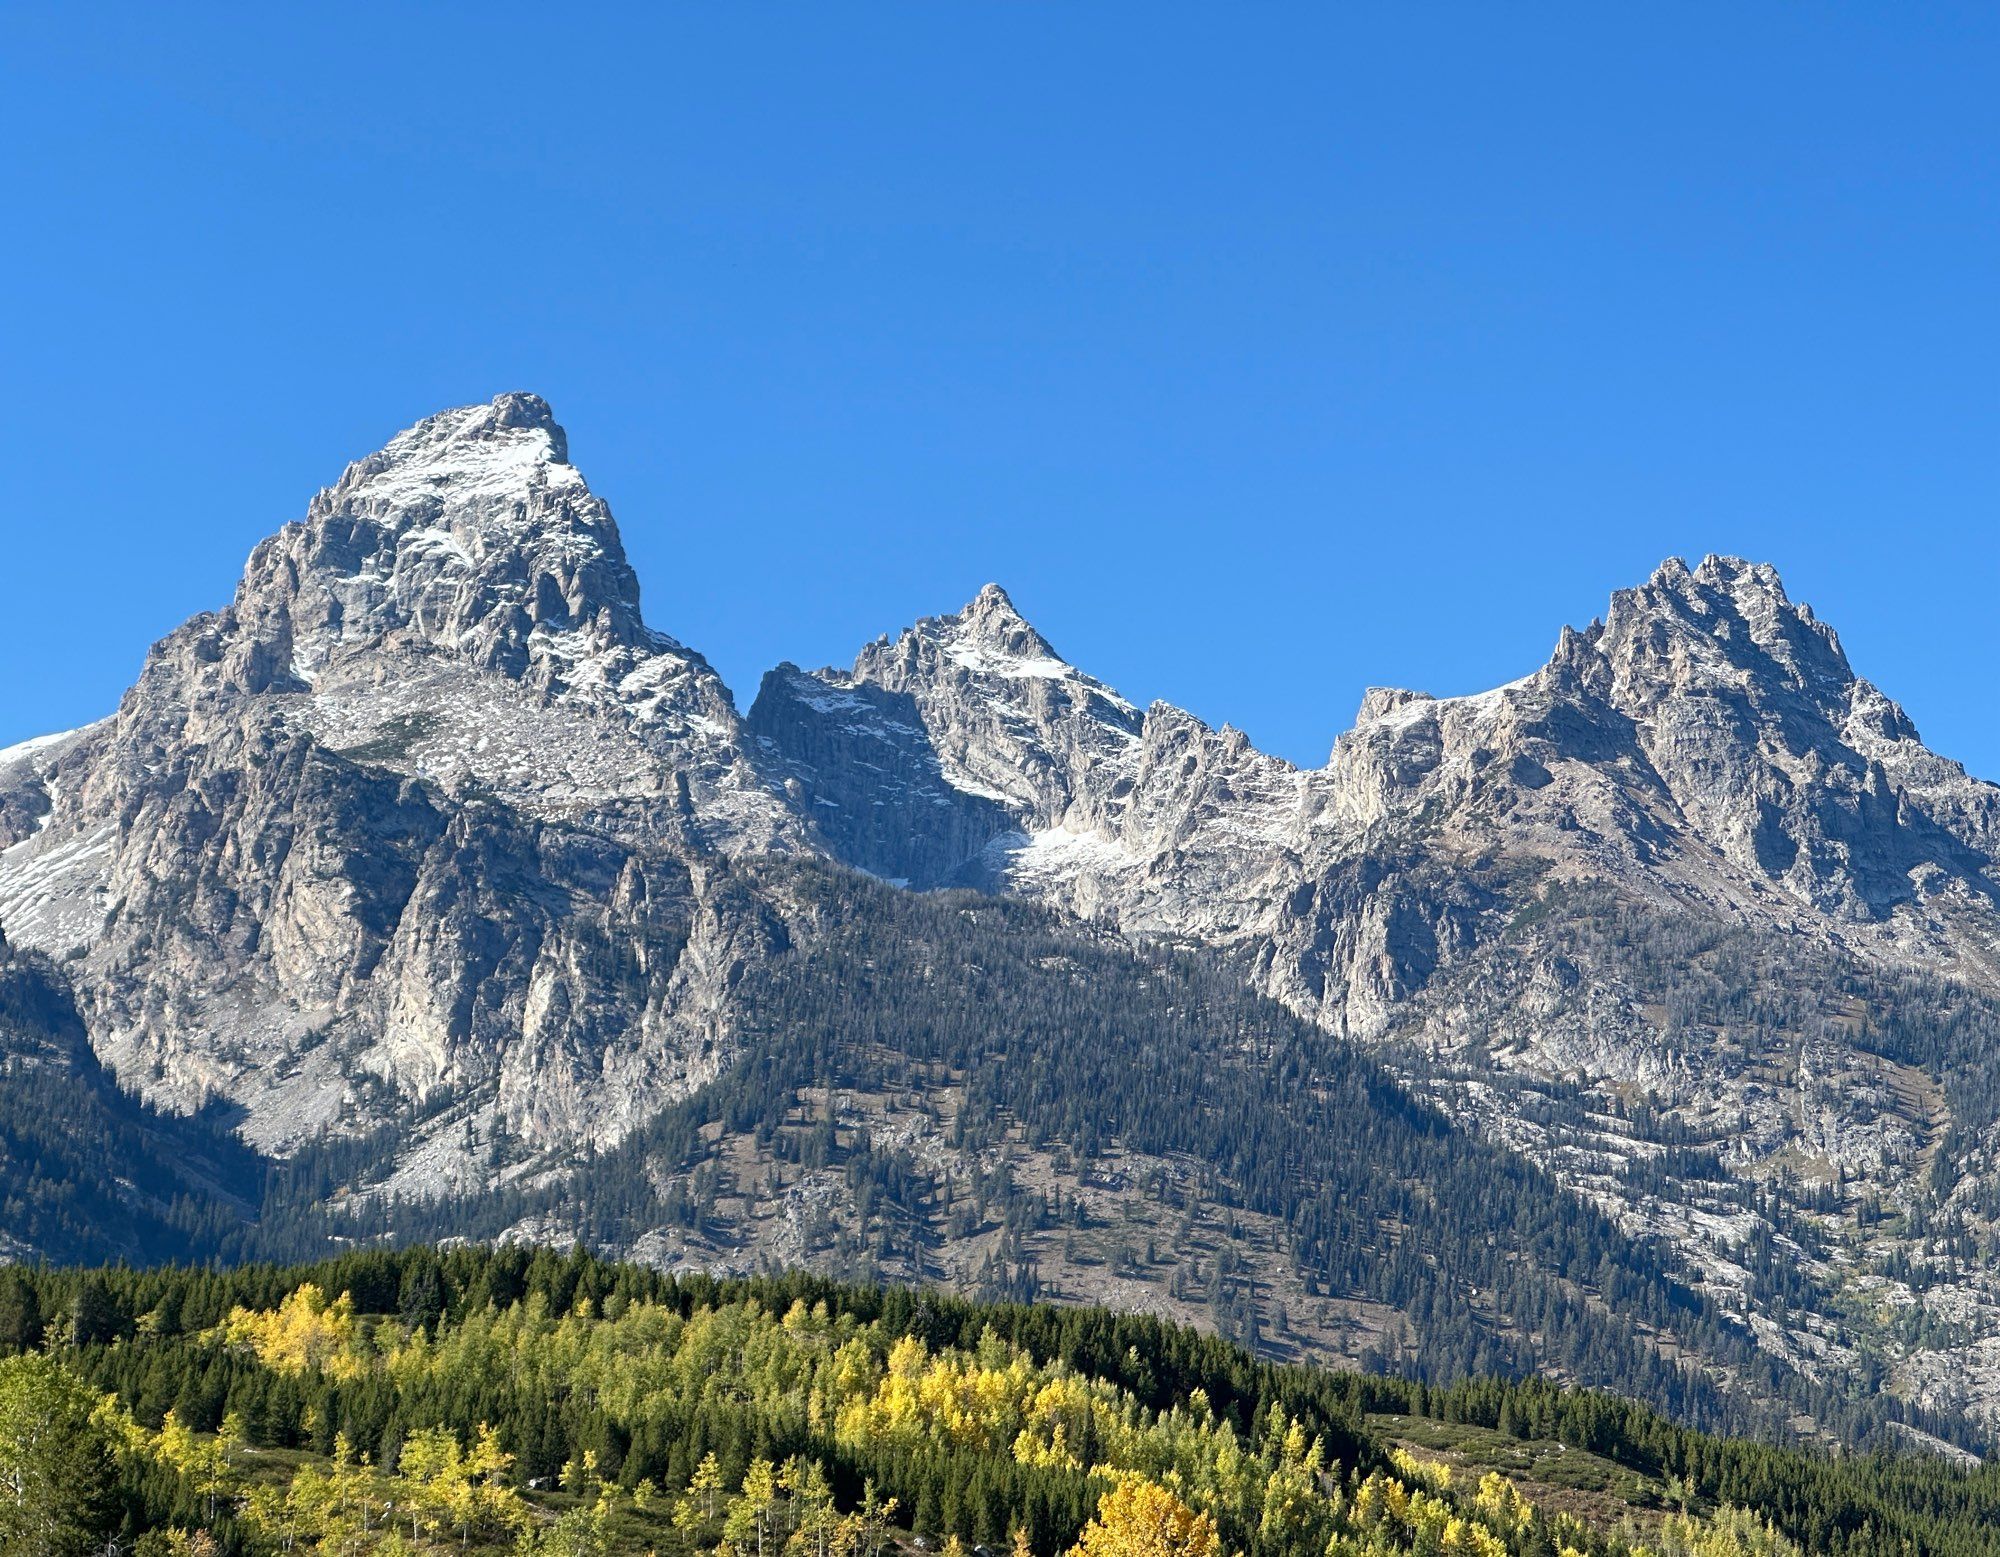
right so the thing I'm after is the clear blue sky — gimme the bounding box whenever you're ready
[4,6,1996,774]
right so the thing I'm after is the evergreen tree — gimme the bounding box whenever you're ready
[67,1273,122,1347]
[0,1273,41,1356]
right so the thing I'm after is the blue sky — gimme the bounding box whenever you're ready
[3,6,1995,773]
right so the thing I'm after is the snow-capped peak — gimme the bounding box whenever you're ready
[234,393,663,688]
[910,585,1140,717]
[306,393,590,554]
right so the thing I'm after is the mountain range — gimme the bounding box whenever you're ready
[6,393,2000,1449]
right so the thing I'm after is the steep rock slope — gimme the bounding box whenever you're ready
[242,391,797,848]
[761,558,2000,1029]
[0,397,799,1163]
[0,926,258,1263]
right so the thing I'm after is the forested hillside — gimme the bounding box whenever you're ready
[0,863,1959,1452]
[318,865,1891,1446]
[0,932,258,1264]
[5,1246,2000,1557]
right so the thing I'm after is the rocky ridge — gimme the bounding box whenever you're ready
[763,555,2000,1028]
[758,555,2000,1425]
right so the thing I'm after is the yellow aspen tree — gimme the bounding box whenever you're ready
[1069,1477,1220,1557]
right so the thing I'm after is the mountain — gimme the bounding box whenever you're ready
[7,394,2000,1445]
[760,556,2000,1012]
[0,396,804,1172]
[759,558,2000,1432]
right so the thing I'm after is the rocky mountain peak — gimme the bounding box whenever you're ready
[1591,554,1854,710]
[17,390,2000,1443]
[27,394,801,876]
[874,582,1075,681]
[954,581,1057,652]
[849,584,1139,732]
[329,390,570,481]
[232,392,657,690]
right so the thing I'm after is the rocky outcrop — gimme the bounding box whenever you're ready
[744,664,1013,888]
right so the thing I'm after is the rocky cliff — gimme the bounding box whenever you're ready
[757,554,2000,1425]
[0,397,802,1174]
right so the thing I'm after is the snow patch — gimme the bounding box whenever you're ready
[941,640,1141,717]
[0,821,117,953]
[1359,675,1533,732]
[0,726,89,770]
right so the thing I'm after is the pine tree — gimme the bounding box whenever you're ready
[0,1271,40,1355]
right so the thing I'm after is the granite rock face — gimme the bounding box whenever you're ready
[0,397,801,1166]
[743,664,1013,889]
[237,391,799,850]
[759,554,2000,1035]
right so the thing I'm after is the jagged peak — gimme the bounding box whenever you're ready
[1591,554,1852,697]
[951,582,1059,655]
[969,581,1021,615]
[879,583,1071,676]
[384,391,567,461]
[1642,554,1807,622]
[226,392,670,691]
[1692,552,1788,596]
[845,584,1143,729]
[309,393,582,527]
[1649,554,1694,589]
[1644,553,1792,600]
[937,587,1144,720]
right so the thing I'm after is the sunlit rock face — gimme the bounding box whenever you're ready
[0,396,804,1167]
[765,552,2000,1031]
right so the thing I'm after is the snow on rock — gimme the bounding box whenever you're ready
[0,726,92,771]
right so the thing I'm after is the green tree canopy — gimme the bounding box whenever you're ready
[0,1351,117,1557]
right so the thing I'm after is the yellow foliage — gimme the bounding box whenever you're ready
[1650,1506,1805,1557]
[206,1283,1577,1557]
[840,1334,1118,1461]
[1473,1471,1531,1533]
[1389,1448,1450,1493]
[1070,1476,1222,1557]
[221,1283,367,1380]
[240,1420,523,1556]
